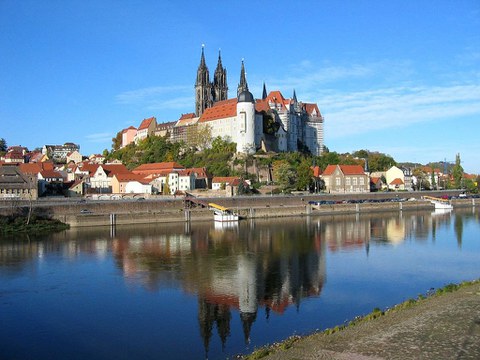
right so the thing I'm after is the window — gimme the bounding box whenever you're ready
[346,177,351,185]
[353,178,357,186]
[335,177,341,186]
[360,177,364,185]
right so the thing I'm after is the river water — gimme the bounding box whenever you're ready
[1,208,479,359]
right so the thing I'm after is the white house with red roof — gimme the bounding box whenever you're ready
[321,165,369,193]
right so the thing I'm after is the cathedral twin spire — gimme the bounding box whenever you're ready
[195,46,228,117]
[195,47,252,116]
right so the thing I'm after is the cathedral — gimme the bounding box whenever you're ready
[192,48,325,156]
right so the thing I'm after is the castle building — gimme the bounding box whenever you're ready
[191,48,324,155]
[120,48,325,156]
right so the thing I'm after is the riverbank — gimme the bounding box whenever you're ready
[243,280,480,360]
[0,215,69,234]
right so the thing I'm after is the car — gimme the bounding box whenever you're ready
[80,209,92,214]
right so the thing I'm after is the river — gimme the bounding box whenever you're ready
[1,208,479,359]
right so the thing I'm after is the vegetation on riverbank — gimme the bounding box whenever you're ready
[0,215,70,234]
[242,279,480,359]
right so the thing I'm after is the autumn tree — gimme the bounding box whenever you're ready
[112,131,122,151]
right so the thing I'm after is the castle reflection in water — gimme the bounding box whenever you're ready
[1,208,476,352]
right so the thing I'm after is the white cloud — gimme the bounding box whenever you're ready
[85,132,113,143]
[321,84,480,138]
[115,85,191,105]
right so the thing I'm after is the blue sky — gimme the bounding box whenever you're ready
[1,1,479,173]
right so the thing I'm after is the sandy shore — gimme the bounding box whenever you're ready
[243,280,480,360]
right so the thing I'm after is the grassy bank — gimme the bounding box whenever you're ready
[243,279,480,359]
[0,215,70,234]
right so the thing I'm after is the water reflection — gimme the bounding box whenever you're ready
[0,208,478,358]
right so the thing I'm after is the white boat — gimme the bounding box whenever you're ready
[209,203,240,222]
[423,196,453,210]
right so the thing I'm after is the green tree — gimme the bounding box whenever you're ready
[273,160,296,192]
[296,160,313,191]
[451,153,464,189]
[111,131,122,151]
[368,152,396,172]
[186,124,212,150]
[0,138,6,154]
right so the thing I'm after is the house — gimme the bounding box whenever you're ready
[0,165,38,200]
[112,173,151,194]
[386,166,406,191]
[185,167,210,189]
[28,151,49,163]
[321,165,369,193]
[65,179,86,197]
[89,164,130,191]
[66,150,82,164]
[4,151,25,163]
[89,154,105,164]
[42,143,80,163]
[370,177,383,192]
[154,121,176,138]
[121,126,137,148]
[134,117,157,143]
[37,169,64,195]
[167,170,195,194]
[211,176,241,191]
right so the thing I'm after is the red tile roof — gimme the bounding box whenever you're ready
[390,178,404,185]
[304,103,321,116]
[340,165,365,175]
[322,164,365,176]
[179,113,196,120]
[101,164,130,177]
[311,166,322,177]
[138,117,156,130]
[212,176,239,184]
[40,170,63,179]
[265,91,287,106]
[199,98,237,123]
[255,99,271,113]
[114,173,149,183]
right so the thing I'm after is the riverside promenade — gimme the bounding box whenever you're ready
[246,281,480,360]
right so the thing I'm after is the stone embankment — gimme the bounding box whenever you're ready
[2,191,475,228]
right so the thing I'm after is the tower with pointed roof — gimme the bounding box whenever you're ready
[195,46,213,117]
[213,50,228,103]
[237,60,248,97]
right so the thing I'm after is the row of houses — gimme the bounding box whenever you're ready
[317,164,445,193]
[1,144,105,165]
[0,159,249,200]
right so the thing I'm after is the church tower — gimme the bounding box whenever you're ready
[213,50,228,102]
[237,59,248,97]
[195,46,213,117]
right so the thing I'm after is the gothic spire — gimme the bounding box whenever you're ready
[293,89,298,103]
[213,49,228,102]
[262,82,267,100]
[237,59,248,96]
[199,44,206,69]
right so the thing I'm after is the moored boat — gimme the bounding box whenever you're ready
[209,203,240,222]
